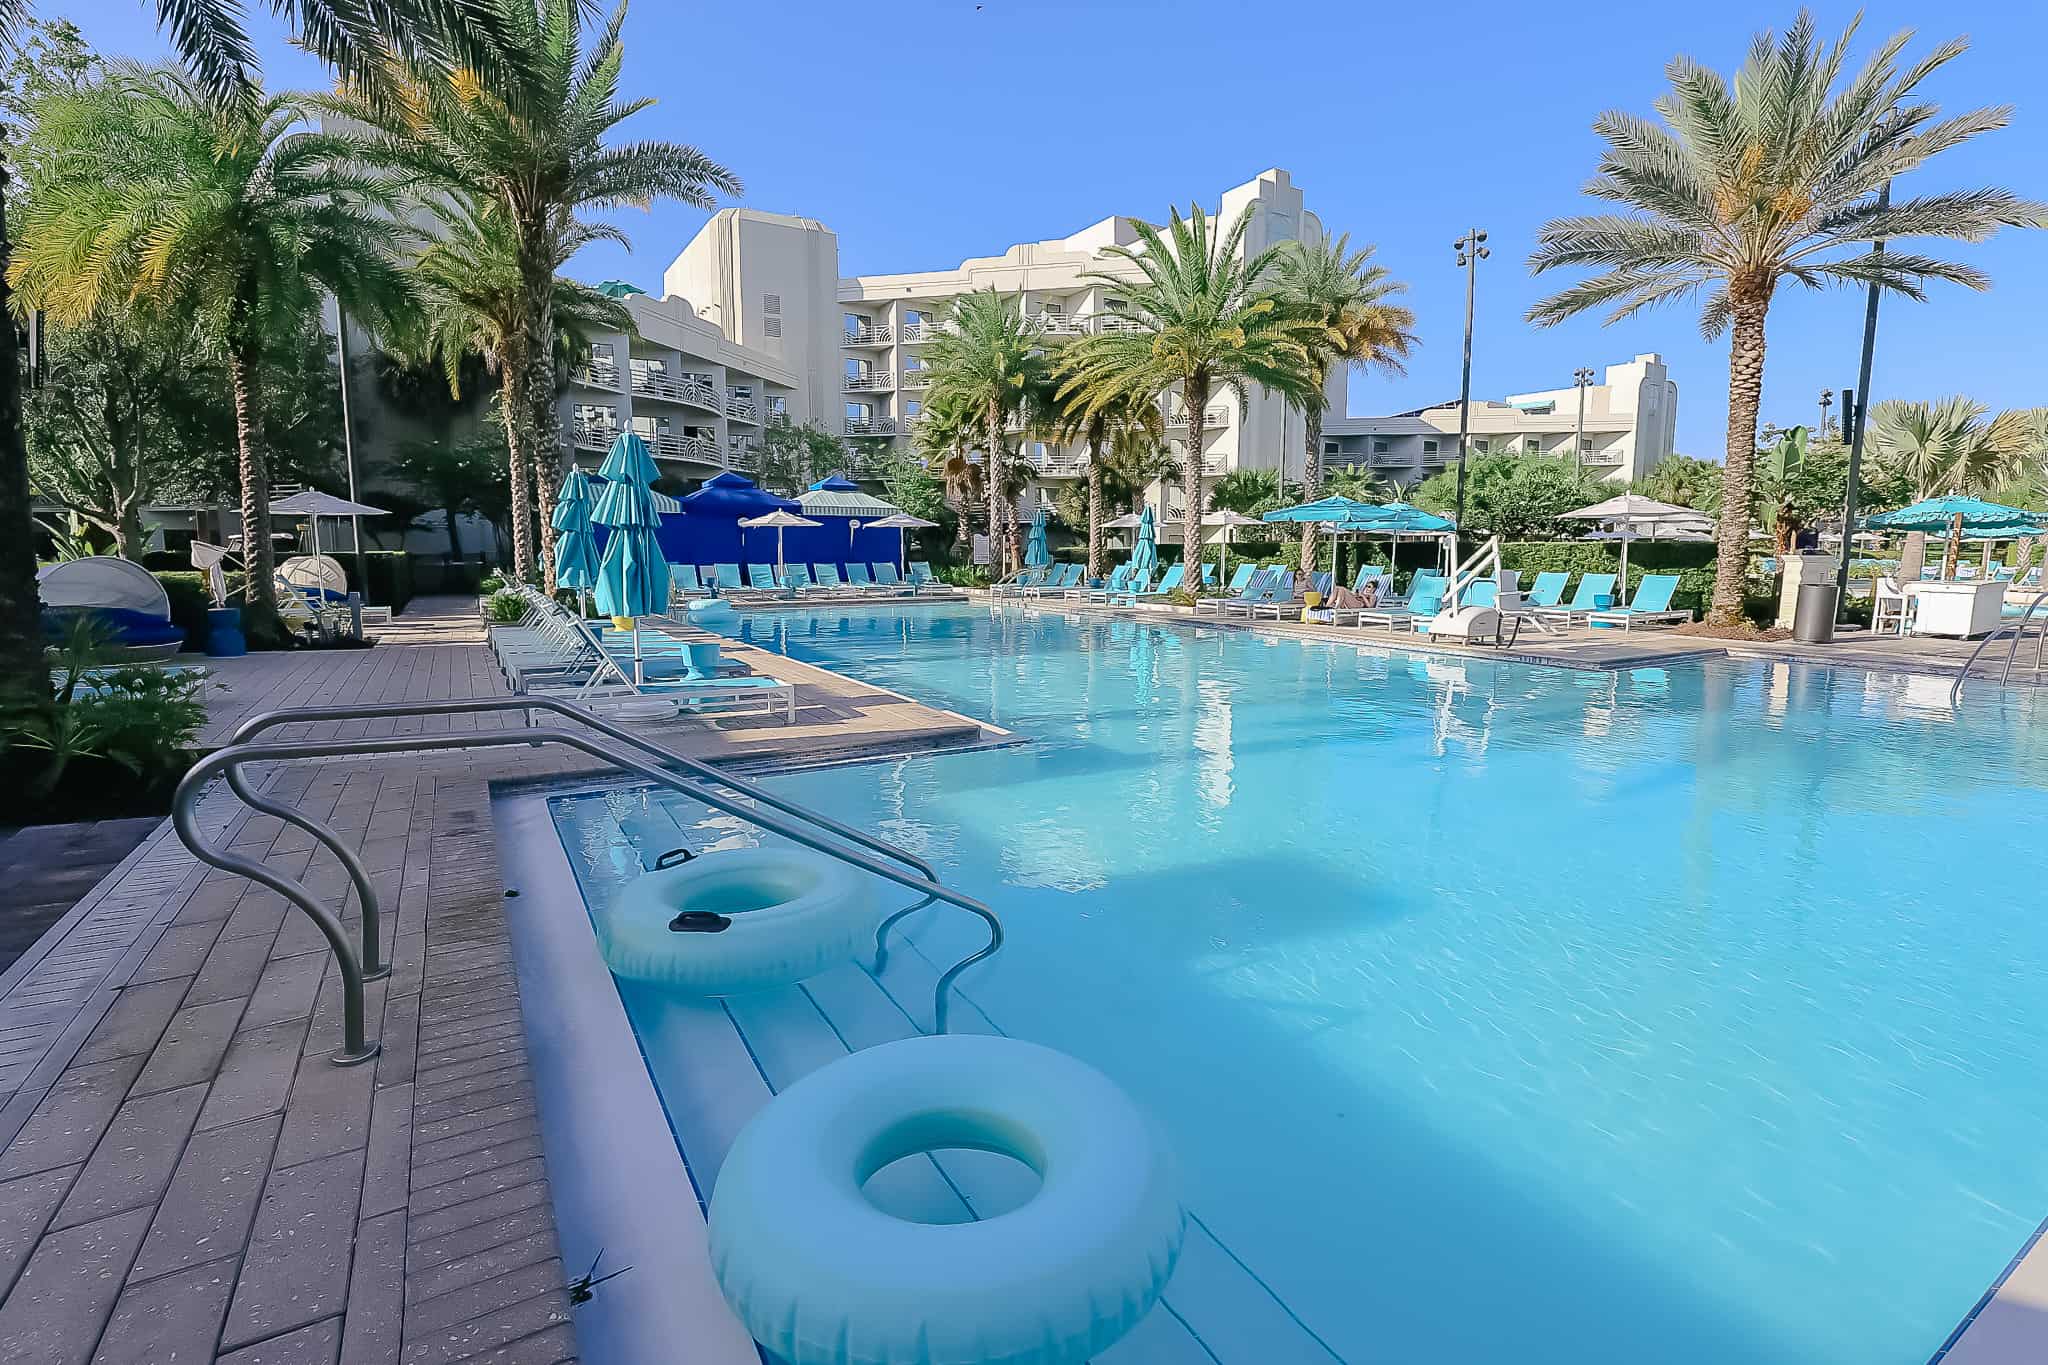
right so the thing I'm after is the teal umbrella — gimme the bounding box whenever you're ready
[592,432,671,683]
[1130,505,1158,585]
[1867,495,2047,580]
[1024,505,1051,569]
[1261,495,1380,525]
[551,467,600,618]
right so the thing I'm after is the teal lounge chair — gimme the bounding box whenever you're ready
[1519,571,1570,609]
[1357,574,1448,631]
[1588,574,1691,631]
[1127,564,1185,600]
[1082,564,1134,602]
[711,563,744,593]
[1350,564,1388,593]
[1252,570,1331,619]
[744,564,779,592]
[1532,573,1617,626]
[994,566,1050,597]
[670,564,703,595]
[1021,564,1080,597]
[845,563,879,590]
[1216,564,1256,598]
[907,561,941,594]
[1225,570,1291,617]
[1197,567,1271,615]
[871,563,908,592]
[780,563,814,591]
[810,564,845,592]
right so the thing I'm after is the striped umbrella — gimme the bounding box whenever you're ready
[592,433,671,683]
[551,468,600,619]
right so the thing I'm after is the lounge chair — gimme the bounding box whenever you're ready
[1196,567,1272,615]
[1214,564,1257,599]
[1357,574,1449,632]
[1251,571,1332,620]
[1531,573,1617,627]
[1348,564,1388,593]
[1224,571,1292,618]
[993,566,1050,597]
[809,564,846,593]
[710,563,744,594]
[1514,571,1570,611]
[1081,564,1134,602]
[845,562,879,590]
[1123,564,1185,601]
[670,564,704,596]
[907,561,940,593]
[1587,574,1691,631]
[1104,567,1157,604]
[744,564,781,593]
[779,563,814,591]
[1020,564,1082,598]
[870,563,910,592]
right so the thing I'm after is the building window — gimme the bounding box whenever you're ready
[1323,441,1339,456]
[763,293,780,315]
[1524,436,1543,456]
[1371,438,1390,456]
[843,313,866,337]
[845,359,868,380]
[763,317,781,338]
[905,400,922,420]
[904,309,928,327]
[629,356,668,381]
[1422,438,1439,458]
[590,342,614,362]
[1472,438,1489,455]
[846,402,869,423]
[767,396,787,419]
[574,403,616,435]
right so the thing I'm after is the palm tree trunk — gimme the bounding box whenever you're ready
[1710,299,1769,625]
[1181,378,1212,578]
[1086,415,1104,579]
[226,340,280,636]
[985,399,1008,575]
[1298,397,1324,579]
[0,185,43,692]
[498,358,535,580]
[527,288,563,593]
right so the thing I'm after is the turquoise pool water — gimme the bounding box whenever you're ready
[556,603,2048,1364]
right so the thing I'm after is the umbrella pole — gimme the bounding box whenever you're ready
[633,625,644,686]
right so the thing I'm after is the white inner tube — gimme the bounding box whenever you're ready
[709,1034,1183,1365]
[598,846,874,994]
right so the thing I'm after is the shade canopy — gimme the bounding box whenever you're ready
[552,468,600,591]
[595,280,646,298]
[865,512,940,530]
[1202,509,1266,529]
[796,475,901,517]
[1558,493,1705,524]
[1262,495,1381,525]
[738,509,823,529]
[37,556,172,617]
[1865,495,2046,534]
[270,490,387,519]
[680,470,798,518]
[1330,501,1457,534]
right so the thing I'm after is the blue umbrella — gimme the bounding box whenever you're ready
[1867,495,2047,580]
[593,433,671,683]
[1024,506,1050,569]
[1261,495,1381,525]
[552,468,599,618]
[1130,505,1158,585]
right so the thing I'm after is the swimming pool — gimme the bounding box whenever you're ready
[549,603,2048,1364]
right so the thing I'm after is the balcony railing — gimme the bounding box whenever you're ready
[842,324,893,347]
[572,363,619,390]
[898,321,943,344]
[726,394,759,421]
[1030,313,1086,337]
[844,371,892,392]
[1165,405,1231,430]
[631,371,722,412]
[645,430,720,462]
[844,416,896,436]
[899,369,931,389]
[573,422,619,452]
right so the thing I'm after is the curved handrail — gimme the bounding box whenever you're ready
[1951,589,2048,706]
[222,764,388,982]
[222,697,958,982]
[190,716,1002,1047]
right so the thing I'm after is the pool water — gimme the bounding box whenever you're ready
[553,603,2048,1364]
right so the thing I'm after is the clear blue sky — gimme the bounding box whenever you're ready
[74,0,2048,459]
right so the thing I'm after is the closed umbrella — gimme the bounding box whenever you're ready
[864,511,940,575]
[1130,505,1158,585]
[1024,506,1051,569]
[738,507,822,582]
[551,468,600,619]
[592,432,671,683]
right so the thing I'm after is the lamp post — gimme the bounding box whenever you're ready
[1817,388,1835,441]
[1452,229,1489,533]
[1572,366,1595,477]
[1837,180,1891,606]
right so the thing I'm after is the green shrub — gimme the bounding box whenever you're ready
[485,590,527,623]
[935,565,990,588]
[154,570,247,652]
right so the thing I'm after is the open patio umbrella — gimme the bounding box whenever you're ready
[1024,506,1051,569]
[592,432,671,683]
[864,510,940,574]
[1866,495,2047,579]
[551,468,600,619]
[1559,494,1711,597]
[1130,505,1158,584]
[1261,494,1380,525]
[738,507,822,581]
[269,489,386,562]
[1202,508,1264,583]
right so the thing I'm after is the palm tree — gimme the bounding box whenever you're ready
[1867,396,2037,577]
[1046,352,1165,578]
[1633,453,1724,514]
[921,289,1051,575]
[0,0,509,685]
[911,387,981,557]
[13,66,414,631]
[1061,205,1320,577]
[1526,13,2041,625]
[328,0,739,584]
[1275,234,1415,577]
[407,195,629,558]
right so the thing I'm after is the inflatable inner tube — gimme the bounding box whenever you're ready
[709,1034,1183,1365]
[598,845,874,994]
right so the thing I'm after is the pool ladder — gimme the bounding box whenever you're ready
[171,696,1004,1065]
[1951,591,2048,706]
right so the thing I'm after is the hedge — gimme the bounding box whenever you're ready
[154,571,243,651]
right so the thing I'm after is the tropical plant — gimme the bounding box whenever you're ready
[1415,455,1612,539]
[1061,204,1320,577]
[1525,12,2042,624]
[12,66,415,634]
[911,387,983,555]
[751,419,847,496]
[403,195,627,564]
[1045,352,1166,577]
[1275,233,1415,578]
[1633,453,1724,514]
[328,0,739,586]
[1867,397,2027,501]
[1206,468,1297,520]
[920,290,1052,575]
[387,431,509,559]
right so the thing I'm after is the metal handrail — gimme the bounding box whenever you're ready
[1951,589,2048,706]
[181,702,1003,1063]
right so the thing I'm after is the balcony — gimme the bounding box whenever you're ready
[1165,405,1231,430]
[842,323,893,347]
[646,430,720,463]
[571,363,619,390]
[727,441,761,470]
[726,393,759,422]
[844,416,896,436]
[898,320,943,344]
[844,371,892,392]
[1029,312,1086,337]
[899,369,931,389]
[631,371,722,412]
[1029,454,1086,477]
[573,421,620,453]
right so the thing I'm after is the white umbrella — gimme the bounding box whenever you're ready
[1202,509,1264,583]
[738,508,822,579]
[269,489,387,562]
[1559,495,1713,598]
[864,511,940,575]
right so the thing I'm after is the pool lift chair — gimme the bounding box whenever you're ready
[1429,536,1523,649]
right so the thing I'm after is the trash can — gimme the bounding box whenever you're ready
[1793,581,1839,643]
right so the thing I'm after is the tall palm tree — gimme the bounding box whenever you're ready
[912,386,983,557]
[0,0,509,686]
[328,0,739,586]
[921,290,1051,575]
[1526,13,2041,624]
[1061,205,1320,577]
[1046,352,1165,578]
[13,66,414,631]
[1867,397,2018,502]
[1275,233,1415,578]
[407,195,629,554]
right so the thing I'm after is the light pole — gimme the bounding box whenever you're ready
[1837,180,1890,606]
[1817,388,1835,441]
[1452,229,1488,533]
[1572,366,1595,476]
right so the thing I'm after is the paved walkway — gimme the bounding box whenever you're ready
[0,821,161,976]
